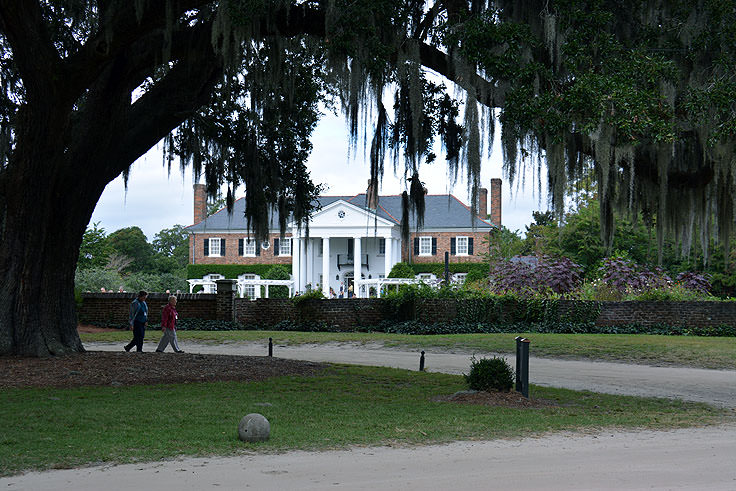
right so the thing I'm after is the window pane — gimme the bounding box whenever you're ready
[245,239,256,255]
[210,238,221,256]
[457,237,468,255]
[419,237,432,255]
[379,238,386,254]
[280,239,291,255]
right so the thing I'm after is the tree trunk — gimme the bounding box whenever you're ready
[0,138,108,356]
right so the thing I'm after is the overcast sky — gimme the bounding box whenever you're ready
[90,112,549,240]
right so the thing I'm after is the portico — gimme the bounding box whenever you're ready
[290,200,401,296]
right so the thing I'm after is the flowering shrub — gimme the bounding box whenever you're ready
[489,256,582,295]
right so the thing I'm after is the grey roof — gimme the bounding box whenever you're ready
[187,193,493,232]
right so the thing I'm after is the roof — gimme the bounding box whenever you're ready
[187,193,494,232]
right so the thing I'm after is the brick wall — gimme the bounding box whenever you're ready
[78,293,216,326]
[405,231,490,264]
[79,294,736,331]
[236,298,387,330]
[571,300,736,328]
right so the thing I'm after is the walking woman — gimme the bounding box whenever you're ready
[156,295,184,353]
[124,290,148,352]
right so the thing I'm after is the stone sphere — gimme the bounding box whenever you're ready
[238,413,270,442]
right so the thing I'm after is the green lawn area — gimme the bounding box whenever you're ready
[81,330,736,369]
[1,365,730,476]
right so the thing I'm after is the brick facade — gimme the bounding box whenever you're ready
[190,232,293,266]
[405,231,489,263]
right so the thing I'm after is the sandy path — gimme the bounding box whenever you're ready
[88,341,736,407]
[4,425,736,490]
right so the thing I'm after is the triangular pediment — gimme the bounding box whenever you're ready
[290,199,396,229]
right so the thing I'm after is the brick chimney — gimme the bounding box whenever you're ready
[193,183,207,224]
[478,187,488,220]
[366,179,378,210]
[490,178,502,227]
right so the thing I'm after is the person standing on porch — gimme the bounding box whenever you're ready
[156,296,184,353]
[124,290,148,352]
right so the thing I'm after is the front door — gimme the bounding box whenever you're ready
[344,272,354,298]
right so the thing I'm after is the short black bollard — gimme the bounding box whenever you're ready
[514,336,522,392]
[515,337,530,398]
[419,351,425,371]
[268,337,273,357]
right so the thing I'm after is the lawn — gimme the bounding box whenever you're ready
[1,365,730,476]
[81,330,736,369]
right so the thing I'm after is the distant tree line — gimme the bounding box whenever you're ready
[75,223,189,293]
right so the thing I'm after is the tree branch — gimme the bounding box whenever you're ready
[418,43,503,108]
[0,0,62,102]
[107,26,223,176]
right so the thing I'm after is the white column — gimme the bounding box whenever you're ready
[353,236,362,297]
[300,238,308,292]
[322,237,331,298]
[292,237,300,294]
[305,239,312,290]
[384,236,393,277]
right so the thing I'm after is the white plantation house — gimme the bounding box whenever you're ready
[187,179,501,297]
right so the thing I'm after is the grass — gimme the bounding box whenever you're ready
[1,365,731,477]
[81,330,736,369]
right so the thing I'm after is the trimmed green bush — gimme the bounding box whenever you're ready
[388,262,416,278]
[464,356,515,392]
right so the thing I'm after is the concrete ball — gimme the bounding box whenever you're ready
[238,413,270,442]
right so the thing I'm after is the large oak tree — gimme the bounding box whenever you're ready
[1,0,734,355]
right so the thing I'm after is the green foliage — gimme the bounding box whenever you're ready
[464,356,514,392]
[387,262,415,278]
[292,289,326,306]
[409,262,486,275]
[484,227,524,260]
[152,225,189,271]
[75,268,125,293]
[107,227,154,273]
[77,222,112,270]
[74,268,187,293]
[186,264,283,279]
[261,264,291,298]
[372,320,736,337]
[123,273,188,294]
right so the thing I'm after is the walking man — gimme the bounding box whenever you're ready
[124,290,148,352]
[156,295,184,353]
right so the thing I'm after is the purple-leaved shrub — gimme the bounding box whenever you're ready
[489,256,582,295]
[598,257,670,291]
[675,271,712,294]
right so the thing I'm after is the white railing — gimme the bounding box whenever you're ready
[187,278,295,298]
[187,279,217,293]
[353,278,426,298]
[237,279,294,299]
